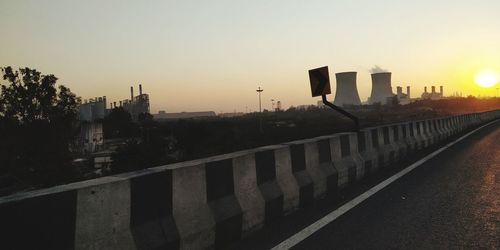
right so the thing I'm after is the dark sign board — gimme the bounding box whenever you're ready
[308,66,331,97]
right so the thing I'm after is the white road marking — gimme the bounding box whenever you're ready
[271,119,499,250]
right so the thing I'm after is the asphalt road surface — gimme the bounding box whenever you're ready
[229,120,500,250]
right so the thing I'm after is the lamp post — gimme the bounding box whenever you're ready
[256,86,264,133]
[256,87,263,112]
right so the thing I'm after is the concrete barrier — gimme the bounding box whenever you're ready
[1,110,499,250]
[356,130,378,177]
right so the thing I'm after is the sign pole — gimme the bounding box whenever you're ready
[308,66,360,132]
[321,94,360,132]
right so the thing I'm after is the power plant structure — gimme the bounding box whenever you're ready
[122,84,150,121]
[333,72,362,106]
[396,86,411,105]
[368,72,394,105]
[421,86,444,100]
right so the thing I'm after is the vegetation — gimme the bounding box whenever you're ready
[0,67,80,188]
[1,66,498,192]
[111,96,500,171]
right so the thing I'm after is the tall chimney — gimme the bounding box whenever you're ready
[406,86,410,98]
[119,101,123,107]
[424,86,427,93]
[397,86,403,97]
[440,86,443,96]
[113,102,117,108]
[431,86,436,93]
[130,86,134,101]
[103,96,107,109]
[139,84,142,95]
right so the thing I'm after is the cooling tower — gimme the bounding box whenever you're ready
[369,72,393,104]
[333,72,361,106]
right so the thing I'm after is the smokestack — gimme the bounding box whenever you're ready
[369,72,393,104]
[113,102,117,108]
[333,72,361,106]
[440,86,443,96]
[103,96,107,109]
[424,86,427,93]
[139,84,142,95]
[407,86,410,98]
[431,86,436,93]
[119,101,123,107]
[397,86,403,97]
[130,86,134,101]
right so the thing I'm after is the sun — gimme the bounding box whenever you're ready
[474,69,498,88]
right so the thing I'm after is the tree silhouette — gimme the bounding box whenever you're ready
[103,107,139,139]
[0,66,80,187]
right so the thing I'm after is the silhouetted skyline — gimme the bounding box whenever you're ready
[1,0,499,112]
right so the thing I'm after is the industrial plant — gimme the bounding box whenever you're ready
[76,84,151,154]
[421,86,444,100]
[325,70,446,107]
[333,72,362,106]
[368,72,394,105]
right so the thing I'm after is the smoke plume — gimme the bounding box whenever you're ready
[370,65,388,74]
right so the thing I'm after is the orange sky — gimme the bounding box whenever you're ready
[1,0,499,113]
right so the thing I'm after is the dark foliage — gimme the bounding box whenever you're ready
[0,67,80,187]
[103,107,140,139]
[110,118,172,174]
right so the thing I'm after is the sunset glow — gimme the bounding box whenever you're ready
[475,70,498,88]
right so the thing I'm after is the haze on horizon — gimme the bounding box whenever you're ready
[1,0,499,113]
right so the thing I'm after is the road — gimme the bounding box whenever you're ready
[229,120,500,250]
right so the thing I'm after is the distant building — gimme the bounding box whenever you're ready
[153,110,217,120]
[396,86,411,105]
[421,86,444,100]
[77,97,106,153]
[76,122,104,154]
[122,84,150,121]
[79,96,107,121]
[296,104,316,110]
[219,112,245,118]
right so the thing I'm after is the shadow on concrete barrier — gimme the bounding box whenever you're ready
[1,110,499,250]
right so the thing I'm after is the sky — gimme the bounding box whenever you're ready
[1,0,499,113]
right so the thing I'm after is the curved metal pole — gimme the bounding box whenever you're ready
[322,95,360,132]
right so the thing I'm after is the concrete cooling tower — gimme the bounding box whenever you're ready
[333,72,361,106]
[369,72,394,104]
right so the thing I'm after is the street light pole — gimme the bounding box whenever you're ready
[256,86,264,133]
[257,87,263,112]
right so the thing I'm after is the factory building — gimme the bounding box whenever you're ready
[122,84,150,121]
[396,86,411,105]
[368,72,394,105]
[333,72,362,106]
[421,86,444,100]
[77,97,106,154]
[79,96,107,122]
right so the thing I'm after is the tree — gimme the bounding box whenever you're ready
[0,66,80,187]
[103,107,139,139]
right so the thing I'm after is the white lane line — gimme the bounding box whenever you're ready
[271,119,499,250]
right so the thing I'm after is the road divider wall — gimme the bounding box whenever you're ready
[1,110,499,250]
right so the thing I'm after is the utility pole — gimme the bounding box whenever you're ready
[256,86,264,133]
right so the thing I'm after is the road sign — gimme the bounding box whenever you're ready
[308,66,331,97]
